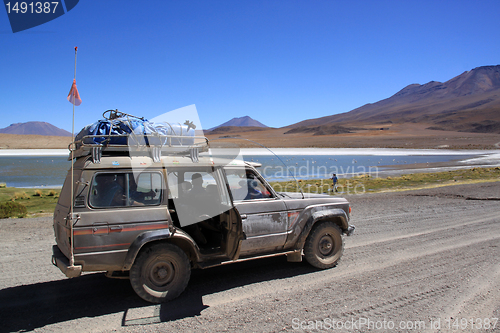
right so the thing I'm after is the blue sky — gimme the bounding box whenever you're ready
[1,0,500,133]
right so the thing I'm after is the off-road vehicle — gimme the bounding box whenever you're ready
[52,112,354,303]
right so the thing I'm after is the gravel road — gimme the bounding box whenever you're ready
[1,182,499,332]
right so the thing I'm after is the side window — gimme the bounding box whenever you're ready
[89,172,162,208]
[167,171,180,199]
[167,169,227,203]
[185,171,217,197]
[133,172,162,204]
[225,167,273,201]
[166,168,231,227]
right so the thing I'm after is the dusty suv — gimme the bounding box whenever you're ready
[52,120,354,303]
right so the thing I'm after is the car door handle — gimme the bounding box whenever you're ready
[240,214,247,220]
[110,226,123,232]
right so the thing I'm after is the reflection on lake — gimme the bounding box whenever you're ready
[0,152,482,188]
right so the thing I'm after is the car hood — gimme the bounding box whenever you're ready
[278,192,332,199]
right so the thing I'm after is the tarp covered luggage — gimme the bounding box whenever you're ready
[75,117,195,147]
[72,110,201,163]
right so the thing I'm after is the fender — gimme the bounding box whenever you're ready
[295,208,349,250]
[122,228,203,270]
[122,229,171,270]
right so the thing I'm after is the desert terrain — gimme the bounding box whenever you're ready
[2,123,500,150]
[206,123,500,149]
[0,182,499,332]
[0,133,73,149]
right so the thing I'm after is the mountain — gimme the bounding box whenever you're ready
[0,121,72,136]
[289,65,500,134]
[209,116,268,131]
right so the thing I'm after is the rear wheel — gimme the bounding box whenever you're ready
[304,222,343,269]
[130,243,190,303]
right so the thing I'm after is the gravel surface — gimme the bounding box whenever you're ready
[0,182,499,332]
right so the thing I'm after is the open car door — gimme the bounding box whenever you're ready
[167,166,244,261]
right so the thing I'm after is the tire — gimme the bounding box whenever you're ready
[304,222,344,269]
[130,243,191,303]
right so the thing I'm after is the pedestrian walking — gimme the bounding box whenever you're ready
[331,173,338,192]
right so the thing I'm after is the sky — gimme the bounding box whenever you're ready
[1,0,500,133]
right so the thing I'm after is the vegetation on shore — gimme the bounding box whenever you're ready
[269,167,500,195]
[0,201,28,219]
[0,187,60,218]
[0,167,499,218]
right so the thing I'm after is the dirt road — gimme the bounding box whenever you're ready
[1,182,499,332]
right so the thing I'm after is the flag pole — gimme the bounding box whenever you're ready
[69,46,78,267]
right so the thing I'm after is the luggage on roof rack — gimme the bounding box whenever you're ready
[71,110,208,163]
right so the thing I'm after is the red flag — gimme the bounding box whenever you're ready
[67,79,82,106]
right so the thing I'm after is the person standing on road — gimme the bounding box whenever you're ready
[331,173,338,192]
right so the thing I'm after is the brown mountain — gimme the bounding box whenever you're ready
[0,121,72,136]
[208,116,268,131]
[290,65,500,134]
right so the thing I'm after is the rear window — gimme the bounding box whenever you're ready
[89,172,162,208]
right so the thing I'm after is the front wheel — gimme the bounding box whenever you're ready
[130,243,191,303]
[304,222,344,269]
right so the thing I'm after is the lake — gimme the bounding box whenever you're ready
[1,148,497,188]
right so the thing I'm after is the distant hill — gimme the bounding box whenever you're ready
[289,65,500,134]
[0,121,72,136]
[208,116,268,131]
[284,124,353,136]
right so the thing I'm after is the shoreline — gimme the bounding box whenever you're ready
[1,148,499,189]
[0,149,68,156]
[238,147,500,156]
[1,148,499,186]
[2,169,499,219]
[1,147,499,156]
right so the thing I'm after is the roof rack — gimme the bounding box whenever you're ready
[71,110,208,163]
[70,133,209,163]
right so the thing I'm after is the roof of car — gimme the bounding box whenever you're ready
[76,154,253,170]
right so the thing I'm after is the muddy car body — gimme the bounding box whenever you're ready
[52,120,354,303]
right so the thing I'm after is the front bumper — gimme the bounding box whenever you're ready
[51,245,82,278]
[346,225,355,236]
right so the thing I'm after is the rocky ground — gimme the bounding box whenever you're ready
[0,182,499,332]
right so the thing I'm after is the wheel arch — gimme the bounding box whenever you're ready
[123,229,200,270]
[296,208,348,250]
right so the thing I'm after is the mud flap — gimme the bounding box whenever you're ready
[286,250,303,262]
